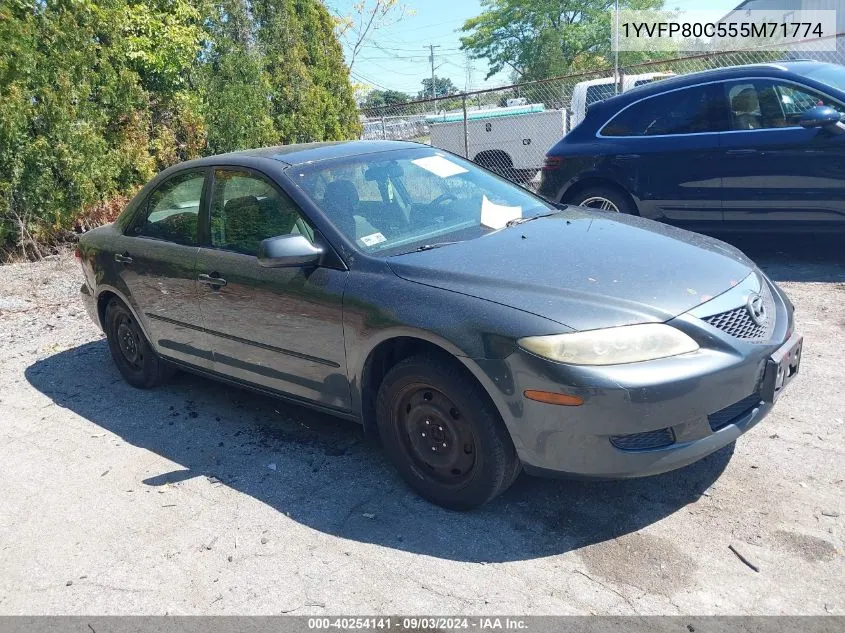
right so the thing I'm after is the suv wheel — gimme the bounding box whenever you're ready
[570,185,636,214]
[376,354,519,510]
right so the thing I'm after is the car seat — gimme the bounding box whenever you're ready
[322,180,360,239]
[732,88,762,130]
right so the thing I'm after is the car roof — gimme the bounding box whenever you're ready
[175,140,425,170]
[597,61,841,109]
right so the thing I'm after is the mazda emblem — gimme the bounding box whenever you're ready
[746,293,766,326]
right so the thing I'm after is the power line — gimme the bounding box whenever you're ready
[357,58,426,77]
[361,43,463,54]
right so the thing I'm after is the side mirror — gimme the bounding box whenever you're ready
[258,234,323,268]
[799,105,843,131]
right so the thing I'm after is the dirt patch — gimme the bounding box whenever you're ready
[775,531,839,563]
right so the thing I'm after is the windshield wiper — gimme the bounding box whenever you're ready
[505,210,560,228]
[410,241,462,252]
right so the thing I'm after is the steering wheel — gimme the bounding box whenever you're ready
[428,192,457,208]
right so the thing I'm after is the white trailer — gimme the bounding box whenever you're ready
[428,107,567,174]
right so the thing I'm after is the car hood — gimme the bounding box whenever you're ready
[386,210,756,331]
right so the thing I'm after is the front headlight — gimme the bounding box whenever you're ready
[518,323,699,366]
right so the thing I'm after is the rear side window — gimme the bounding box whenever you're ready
[137,170,205,245]
[601,84,729,136]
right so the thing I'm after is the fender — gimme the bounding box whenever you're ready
[345,324,520,447]
[93,283,155,346]
[559,167,642,208]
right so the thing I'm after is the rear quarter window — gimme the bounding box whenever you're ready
[601,83,729,137]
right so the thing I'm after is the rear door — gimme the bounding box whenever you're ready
[195,167,350,410]
[598,82,730,224]
[115,168,212,368]
[720,78,845,226]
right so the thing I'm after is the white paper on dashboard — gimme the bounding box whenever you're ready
[480,195,522,229]
[411,155,469,178]
[359,232,387,246]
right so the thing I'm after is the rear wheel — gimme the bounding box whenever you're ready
[474,151,513,179]
[569,185,636,214]
[376,354,519,510]
[104,298,172,389]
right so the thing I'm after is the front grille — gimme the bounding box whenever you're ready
[708,393,762,432]
[610,427,675,451]
[702,282,775,342]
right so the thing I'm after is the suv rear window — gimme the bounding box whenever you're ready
[601,84,729,136]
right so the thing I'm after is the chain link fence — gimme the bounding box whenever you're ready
[358,34,845,190]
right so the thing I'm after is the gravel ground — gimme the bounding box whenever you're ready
[0,235,843,615]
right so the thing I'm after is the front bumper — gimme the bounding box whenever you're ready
[477,274,798,479]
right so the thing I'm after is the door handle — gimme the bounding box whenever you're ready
[616,153,640,160]
[725,149,757,156]
[198,273,227,288]
[114,253,133,264]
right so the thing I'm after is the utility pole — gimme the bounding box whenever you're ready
[426,44,441,101]
[613,0,620,95]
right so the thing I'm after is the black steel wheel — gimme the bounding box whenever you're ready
[104,298,172,389]
[376,354,519,510]
[395,385,477,487]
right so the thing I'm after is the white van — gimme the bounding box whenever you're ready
[427,105,567,175]
[569,72,674,128]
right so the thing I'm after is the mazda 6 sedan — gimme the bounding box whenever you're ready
[78,140,802,509]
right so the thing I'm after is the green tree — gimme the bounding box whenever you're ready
[418,76,458,100]
[361,89,412,109]
[251,0,361,143]
[0,0,360,257]
[460,0,663,81]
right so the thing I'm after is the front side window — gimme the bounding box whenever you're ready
[138,170,205,244]
[601,84,729,136]
[726,79,845,130]
[210,169,313,256]
[291,148,553,256]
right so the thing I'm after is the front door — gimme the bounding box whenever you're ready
[115,168,213,368]
[720,78,845,226]
[196,168,350,410]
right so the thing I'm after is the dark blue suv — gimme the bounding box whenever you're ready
[539,61,845,231]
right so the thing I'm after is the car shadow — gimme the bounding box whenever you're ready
[714,233,845,283]
[26,340,732,563]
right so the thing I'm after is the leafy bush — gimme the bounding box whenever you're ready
[0,0,360,259]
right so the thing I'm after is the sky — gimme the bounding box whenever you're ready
[325,0,741,97]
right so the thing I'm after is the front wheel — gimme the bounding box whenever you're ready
[376,354,519,510]
[569,185,636,214]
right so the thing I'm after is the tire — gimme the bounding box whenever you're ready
[475,152,513,179]
[376,354,519,510]
[104,298,172,389]
[569,185,636,214]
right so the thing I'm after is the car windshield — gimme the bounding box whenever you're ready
[802,63,845,93]
[289,148,554,256]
